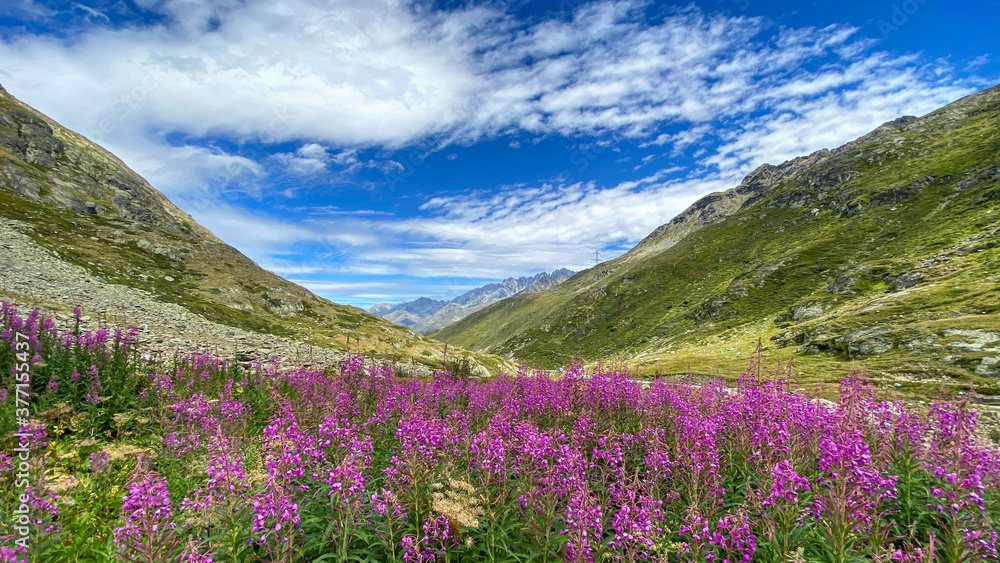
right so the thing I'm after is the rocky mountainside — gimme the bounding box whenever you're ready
[370,297,450,321]
[433,84,1000,388]
[369,269,575,332]
[0,82,504,375]
[451,269,576,307]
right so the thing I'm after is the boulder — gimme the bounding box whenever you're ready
[944,330,1000,353]
[837,326,893,356]
[792,302,824,321]
[976,357,1000,378]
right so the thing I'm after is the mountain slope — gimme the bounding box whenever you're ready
[369,269,575,332]
[0,82,503,374]
[433,84,1000,382]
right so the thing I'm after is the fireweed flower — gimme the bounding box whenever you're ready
[250,478,300,543]
[607,481,664,556]
[23,486,61,534]
[18,423,49,451]
[679,512,756,563]
[114,470,179,560]
[370,488,406,520]
[89,451,111,474]
[324,444,370,503]
[812,429,898,559]
[388,415,455,486]
[401,515,457,563]
[262,406,320,483]
[85,374,101,404]
[0,546,27,563]
[8,312,999,562]
[181,436,249,515]
[764,460,810,507]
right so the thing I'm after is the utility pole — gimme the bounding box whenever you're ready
[593,249,601,267]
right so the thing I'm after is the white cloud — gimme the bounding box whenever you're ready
[182,199,321,259]
[0,0,477,147]
[0,0,978,166]
[211,168,736,282]
[0,0,989,303]
[276,143,330,175]
[331,150,360,166]
[706,61,973,175]
[965,54,990,71]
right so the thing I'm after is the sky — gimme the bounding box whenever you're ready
[0,0,997,308]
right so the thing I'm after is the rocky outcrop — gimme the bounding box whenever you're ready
[837,326,894,356]
[0,90,209,237]
[630,149,832,260]
[944,330,1000,353]
[977,357,1000,378]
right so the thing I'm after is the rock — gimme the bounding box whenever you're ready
[84,201,105,214]
[856,337,892,355]
[792,302,824,321]
[976,357,1000,378]
[841,326,892,343]
[0,218,448,379]
[837,326,893,356]
[827,275,857,294]
[944,329,1000,353]
[869,176,935,207]
[890,271,922,291]
[137,239,152,250]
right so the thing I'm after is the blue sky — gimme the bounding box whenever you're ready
[0,0,997,308]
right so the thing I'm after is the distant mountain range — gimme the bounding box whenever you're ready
[369,269,575,332]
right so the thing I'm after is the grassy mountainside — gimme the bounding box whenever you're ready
[0,83,504,373]
[433,84,1000,385]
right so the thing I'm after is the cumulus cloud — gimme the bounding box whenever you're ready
[1,1,978,163]
[276,143,330,175]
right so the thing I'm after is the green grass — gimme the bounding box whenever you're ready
[435,85,1000,388]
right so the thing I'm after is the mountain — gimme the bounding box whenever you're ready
[0,82,504,375]
[368,297,451,321]
[432,84,1000,384]
[369,269,576,332]
[451,269,577,307]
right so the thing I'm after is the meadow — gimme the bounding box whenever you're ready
[1,301,998,562]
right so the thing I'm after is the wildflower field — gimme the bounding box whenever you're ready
[1,302,999,563]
